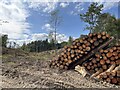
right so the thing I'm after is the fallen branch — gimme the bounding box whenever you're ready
[75,65,90,77]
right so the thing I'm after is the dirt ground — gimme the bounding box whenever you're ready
[1,50,120,89]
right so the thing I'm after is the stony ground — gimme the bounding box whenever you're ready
[1,49,120,89]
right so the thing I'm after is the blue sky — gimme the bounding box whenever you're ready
[27,2,119,38]
[0,0,119,46]
[27,2,91,37]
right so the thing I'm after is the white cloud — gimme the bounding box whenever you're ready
[7,33,48,46]
[81,8,84,10]
[75,2,82,9]
[71,1,119,15]
[70,2,84,15]
[75,3,84,12]
[0,0,31,41]
[102,2,118,10]
[60,2,69,8]
[56,33,69,43]
[42,23,54,31]
[47,32,69,43]
[27,1,58,13]
[7,39,31,47]
[31,33,48,41]
[90,0,120,2]
[25,0,119,2]
[41,23,69,43]
[89,0,119,10]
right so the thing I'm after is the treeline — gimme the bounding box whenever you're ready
[21,37,73,52]
[0,35,73,52]
[0,34,74,52]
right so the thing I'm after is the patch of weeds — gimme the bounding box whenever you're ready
[7,61,16,66]
[2,54,14,60]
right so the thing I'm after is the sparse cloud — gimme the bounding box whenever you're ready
[60,2,69,8]
[102,2,118,10]
[48,32,69,43]
[56,33,69,43]
[42,23,53,32]
[89,0,119,10]
[70,2,84,15]
[31,33,48,41]
[90,0,119,2]
[70,1,119,15]
[27,1,58,13]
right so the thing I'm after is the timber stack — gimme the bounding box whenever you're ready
[95,65,120,85]
[49,32,120,85]
[87,45,120,85]
[50,32,113,69]
[83,45,120,74]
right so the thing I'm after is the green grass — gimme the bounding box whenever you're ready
[28,50,57,61]
[2,54,13,59]
[7,61,15,65]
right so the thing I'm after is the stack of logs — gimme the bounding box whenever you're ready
[50,32,120,85]
[84,45,120,85]
[96,65,120,85]
[83,45,120,74]
[50,32,112,69]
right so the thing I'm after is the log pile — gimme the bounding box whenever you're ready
[95,65,120,85]
[83,45,120,74]
[50,32,112,69]
[49,32,120,85]
[85,45,120,85]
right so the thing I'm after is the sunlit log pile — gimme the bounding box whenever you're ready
[83,45,120,85]
[50,32,113,69]
[49,32,120,85]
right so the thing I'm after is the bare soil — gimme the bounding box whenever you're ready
[1,50,120,88]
